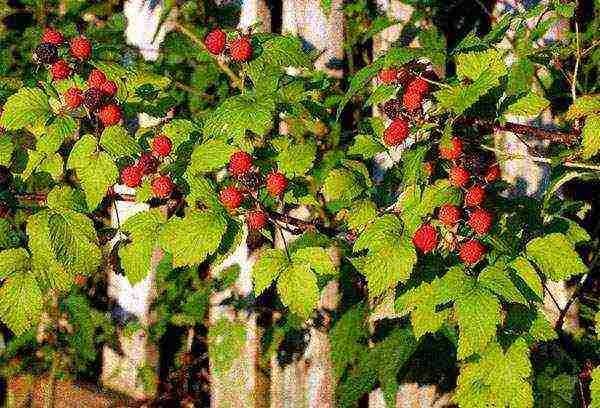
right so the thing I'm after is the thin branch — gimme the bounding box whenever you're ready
[174,23,244,90]
[482,145,600,172]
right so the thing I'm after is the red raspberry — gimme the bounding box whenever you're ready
[407,77,429,95]
[151,135,173,157]
[423,162,434,175]
[378,68,398,84]
[121,165,143,188]
[42,28,64,45]
[98,104,122,126]
[64,87,83,110]
[438,204,461,227]
[152,175,174,198]
[440,138,463,160]
[205,29,227,55]
[74,274,87,286]
[383,119,409,146]
[219,186,244,209]
[402,89,422,111]
[50,60,71,81]
[459,240,486,265]
[229,151,253,176]
[229,37,253,62]
[449,166,470,188]
[88,69,107,88]
[468,209,493,235]
[485,164,501,183]
[266,172,288,197]
[70,36,92,60]
[412,224,438,254]
[136,153,159,175]
[247,211,267,230]
[101,80,118,97]
[464,185,486,207]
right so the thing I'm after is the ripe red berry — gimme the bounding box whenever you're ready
[440,138,463,160]
[136,153,159,175]
[266,172,288,197]
[438,204,461,227]
[205,29,227,55]
[468,209,493,235]
[449,166,470,188]
[50,60,71,81]
[88,69,107,88]
[42,28,64,45]
[459,240,486,265]
[101,80,118,97]
[70,36,92,60]
[64,87,83,110]
[383,119,409,146]
[402,89,422,111]
[98,104,122,127]
[464,185,486,207]
[407,77,429,95]
[247,211,267,230]
[151,135,173,157]
[219,186,244,209]
[229,151,253,176]
[121,165,143,188]
[378,68,398,84]
[423,162,434,175]
[152,175,174,198]
[229,37,253,62]
[74,274,87,286]
[485,164,501,183]
[413,224,439,254]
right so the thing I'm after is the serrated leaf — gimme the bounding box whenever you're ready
[67,135,98,170]
[22,149,44,180]
[208,319,246,374]
[100,125,140,159]
[189,139,237,174]
[0,248,30,278]
[354,214,403,253]
[504,93,549,118]
[159,210,227,267]
[253,248,289,296]
[455,285,501,359]
[47,116,77,145]
[347,200,377,232]
[510,257,543,300]
[39,152,63,180]
[0,272,43,335]
[330,304,368,379]
[592,367,600,408]
[252,35,310,68]
[348,134,384,159]
[478,260,528,305]
[76,152,118,210]
[276,142,316,177]
[435,69,500,115]
[119,235,157,284]
[183,171,222,209]
[277,263,319,319]
[582,114,600,159]
[0,88,50,130]
[526,233,587,280]
[162,119,200,151]
[121,208,166,238]
[365,84,397,107]
[46,186,87,212]
[322,169,364,202]
[456,49,507,81]
[566,95,600,120]
[292,247,335,275]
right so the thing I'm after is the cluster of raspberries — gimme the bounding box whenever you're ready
[120,135,175,199]
[220,151,289,230]
[412,137,502,266]
[377,68,431,146]
[204,28,253,62]
[34,28,122,127]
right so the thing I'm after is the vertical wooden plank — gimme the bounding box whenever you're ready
[101,185,160,401]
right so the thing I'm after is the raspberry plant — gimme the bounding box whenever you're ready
[0,1,599,407]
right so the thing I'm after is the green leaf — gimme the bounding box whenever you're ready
[162,119,200,151]
[330,304,368,379]
[75,152,118,210]
[354,214,403,253]
[434,70,501,115]
[348,134,384,159]
[189,139,237,174]
[100,125,140,159]
[208,319,246,374]
[506,58,535,96]
[252,35,310,68]
[455,285,501,359]
[22,149,45,180]
[46,186,87,212]
[0,134,12,166]
[504,93,549,118]
[565,95,600,120]
[183,172,222,209]
[456,339,533,408]
[347,200,377,232]
[277,263,319,319]
[67,135,98,170]
[121,208,166,238]
[526,233,587,280]
[119,235,157,284]
[510,257,543,300]
[39,153,63,180]
[159,210,227,267]
[0,248,30,278]
[478,260,528,305]
[0,88,50,130]
[591,367,600,408]
[582,114,600,159]
[456,49,507,81]
[365,84,397,107]
[253,248,289,296]
[292,247,336,275]
[0,272,43,335]
[47,116,77,145]
[276,142,316,177]
[322,169,364,202]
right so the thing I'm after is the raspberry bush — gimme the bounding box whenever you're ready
[0,1,599,407]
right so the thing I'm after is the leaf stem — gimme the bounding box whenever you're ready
[482,145,600,172]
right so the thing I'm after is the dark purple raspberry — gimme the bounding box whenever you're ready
[381,99,403,120]
[33,43,59,65]
[83,88,103,110]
